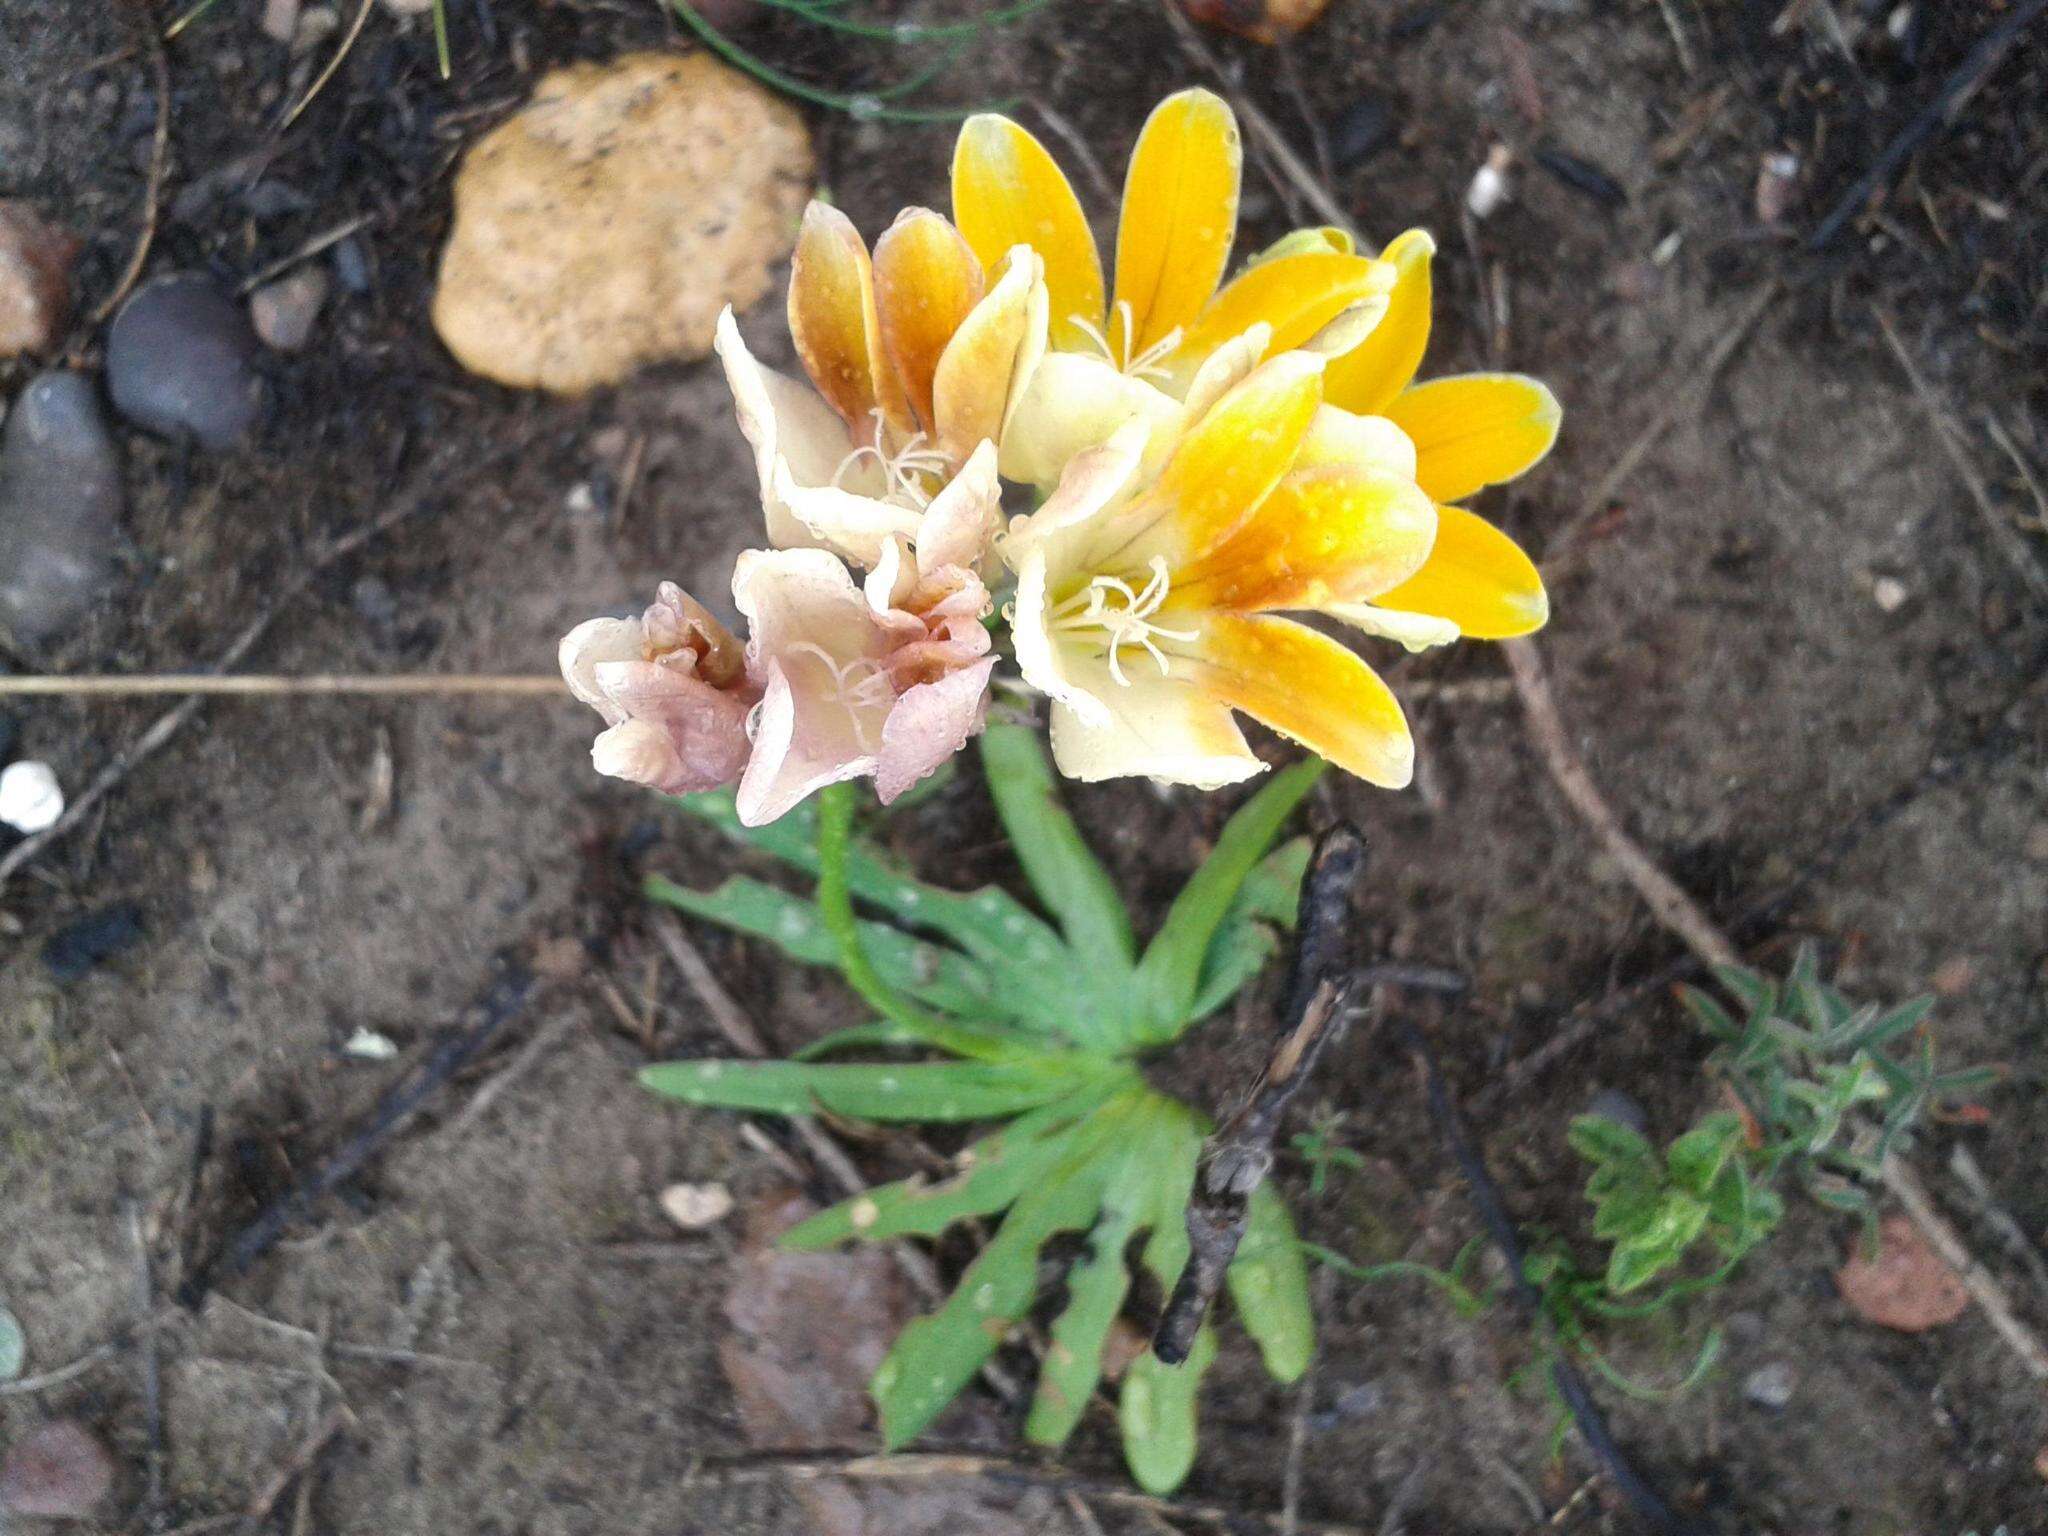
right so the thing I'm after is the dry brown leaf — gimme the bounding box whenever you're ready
[0,1419,115,1518]
[717,1191,1045,1536]
[432,53,812,392]
[1179,0,1332,44]
[1836,1213,1970,1333]
[0,202,80,359]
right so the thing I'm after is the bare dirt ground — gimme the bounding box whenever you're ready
[2,1,2044,1533]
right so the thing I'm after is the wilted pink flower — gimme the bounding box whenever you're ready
[560,582,758,795]
[732,446,1000,825]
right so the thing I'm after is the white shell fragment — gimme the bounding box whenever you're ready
[659,1182,735,1231]
[343,1027,400,1061]
[0,760,64,833]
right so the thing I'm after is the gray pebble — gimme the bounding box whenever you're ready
[249,266,330,352]
[1584,1087,1648,1135]
[0,372,124,641]
[1724,1309,1766,1348]
[1742,1360,1794,1410]
[330,236,372,294]
[106,272,265,448]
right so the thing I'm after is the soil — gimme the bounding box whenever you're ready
[3,1,2045,1533]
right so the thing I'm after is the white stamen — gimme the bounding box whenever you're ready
[1066,301,1184,382]
[784,642,894,750]
[1049,556,1198,685]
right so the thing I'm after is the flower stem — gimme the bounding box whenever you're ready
[812,782,961,1045]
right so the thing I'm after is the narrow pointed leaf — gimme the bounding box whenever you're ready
[872,1102,1131,1447]
[1025,1203,1139,1447]
[979,722,1136,977]
[639,1057,1093,1122]
[1135,757,1324,1042]
[784,1094,1118,1250]
[1188,837,1311,1021]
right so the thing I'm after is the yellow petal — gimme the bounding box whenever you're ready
[1323,228,1435,416]
[932,246,1046,465]
[1325,602,1462,652]
[1110,350,1325,568]
[1171,252,1394,388]
[952,114,1106,352]
[1112,88,1241,358]
[787,203,911,440]
[998,351,1182,491]
[872,208,985,434]
[1168,464,1437,614]
[1247,226,1355,266]
[1176,614,1412,788]
[1384,373,1561,504]
[1374,503,1549,639]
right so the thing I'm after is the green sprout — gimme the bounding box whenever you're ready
[1308,946,1997,1428]
[641,722,1322,1492]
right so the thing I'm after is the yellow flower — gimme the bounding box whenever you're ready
[715,201,1045,566]
[1004,347,1438,790]
[951,89,1398,481]
[1308,226,1561,645]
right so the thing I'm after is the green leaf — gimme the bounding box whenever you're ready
[1676,984,1741,1042]
[873,1099,1133,1448]
[1582,1326,1723,1404]
[782,1085,1126,1250]
[1186,838,1312,1022]
[1711,964,1773,1015]
[1605,1193,1708,1294]
[1025,1195,1141,1448]
[666,788,1100,1042]
[639,1056,1102,1122]
[1134,758,1324,1044]
[1665,1113,1743,1197]
[1590,1184,1663,1242]
[1120,1326,1218,1494]
[1226,1183,1315,1383]
[1566,1114,1654,1169]
[1845,996,1935,1053]
[1928,1064,2003,1100]
[978,722,1136,978]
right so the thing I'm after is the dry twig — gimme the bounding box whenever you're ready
[1544,282,1781,574]
[0,445,517,893]
[0,674,566,697]
[84,1,170,330]
[1874,308,2048,608]
[691,1451,1378,1536]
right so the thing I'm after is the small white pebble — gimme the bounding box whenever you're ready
[0,761,64,834]
[343,1027,399,1061]
[1465,146,1513,219]
[1872,576,1909,612]
[658,1181,734,1230]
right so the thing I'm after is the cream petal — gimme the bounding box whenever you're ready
[1045,655,1263,790]
[1293,406,1418,479]
[999,418,1152,577]
[715,308,865,550]
[586,660,755,792]
[998,352,1183,493]
[916,439,1003,577]
[773,465,927,570]
[559,616,646,722]
[1325,602,1461,652]
[875,657,996,803]
[734,659,880,827]
[1178,322,1271,421]
[1007,541,1111,729]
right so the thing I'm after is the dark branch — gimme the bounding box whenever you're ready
[179,959,535,1306]
[1153,824,1367,1366]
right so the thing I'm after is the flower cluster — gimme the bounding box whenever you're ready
[562,89,1560,823]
